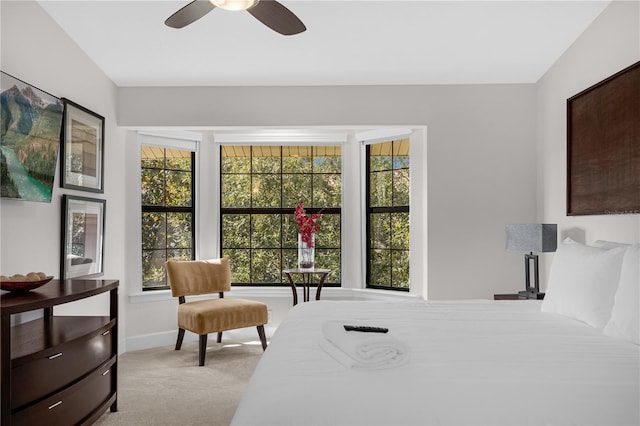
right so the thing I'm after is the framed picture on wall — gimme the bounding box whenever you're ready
[0,71,63,202]
[61,195,106,279]
[61,98,104,192]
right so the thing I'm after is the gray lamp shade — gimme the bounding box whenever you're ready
[505,224,558,253]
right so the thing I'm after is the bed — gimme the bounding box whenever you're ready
[231,240,639,426]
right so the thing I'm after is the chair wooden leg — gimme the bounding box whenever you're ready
[257,325,267,351]
[217,331,223,343]
[199,334,208,366]
[175,328,185,350]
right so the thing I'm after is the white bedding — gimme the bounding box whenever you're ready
[231,300,639,426]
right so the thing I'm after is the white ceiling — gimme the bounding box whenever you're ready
[38,0,610,87]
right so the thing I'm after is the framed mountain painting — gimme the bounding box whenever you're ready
[0,72,63,202]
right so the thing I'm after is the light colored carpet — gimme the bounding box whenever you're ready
[94,340,264,426]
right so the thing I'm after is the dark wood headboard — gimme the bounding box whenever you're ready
[567,61,640,215]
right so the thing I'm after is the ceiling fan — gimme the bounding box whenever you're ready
[165,0,306,35]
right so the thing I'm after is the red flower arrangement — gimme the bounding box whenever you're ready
[294,200,323,247]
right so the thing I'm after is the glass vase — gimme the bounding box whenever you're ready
[298,233,315,269]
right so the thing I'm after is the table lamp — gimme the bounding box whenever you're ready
[505,224,557,299]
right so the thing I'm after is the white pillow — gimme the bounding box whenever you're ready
[603,244,639,344]
[541,238,627,329]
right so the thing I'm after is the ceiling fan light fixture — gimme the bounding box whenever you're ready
[209,0,259,11]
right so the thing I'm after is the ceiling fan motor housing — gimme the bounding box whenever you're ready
[209,0,259,11]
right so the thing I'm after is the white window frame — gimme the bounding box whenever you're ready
[136,130,201,292]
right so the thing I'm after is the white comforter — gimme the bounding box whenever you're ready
[231,300,639,426]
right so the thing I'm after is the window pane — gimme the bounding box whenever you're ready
[165,150,191,170]
[283,213,299,248]
[252,147,281,173]
[282,174,311,208]
[313,174,341,208]
[141,145,164,169]
[142,249,167,289]
[282,248,297,273]
[222,214,251,248]
[395,154,410,170]
[142,212,166,250]
[221,147,250,173]
[165,170,192,207]
[370,170,392,207]
[391,212,409,250]
[317,248,341,282]
[166,213,192,249]
[221,174,250,208]
[313,149,341,173]
[370,141,393,171]
[392,250,410,288]
[225,249,250,283]
[251,249,281,283]
[282,146,312,173]
[393,139,410,166]
[252,214,281,248]
[141,168,164,206]
[370,249,391,286]
[252,175,281,208]
[316,213,340,248]
[370,213,390,249]
[393,169,410,206]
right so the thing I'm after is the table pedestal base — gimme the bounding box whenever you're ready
[283,268,330,305]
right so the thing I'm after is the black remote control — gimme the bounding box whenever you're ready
[343,325,389,333]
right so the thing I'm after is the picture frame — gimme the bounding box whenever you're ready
[61,195,106,279]
[0,71,63,202]
[61,98,105,193]
[567,61,640,215]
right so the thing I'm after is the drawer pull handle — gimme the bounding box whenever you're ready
[48,401,63,410]
[102,370,110,376]
[102,330,110,336]
[48,352,63,360]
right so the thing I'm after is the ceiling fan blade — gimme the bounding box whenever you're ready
[247,1,306,35]
[165,0,216,29]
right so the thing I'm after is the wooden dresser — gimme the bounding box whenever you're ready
[1,279,118,426]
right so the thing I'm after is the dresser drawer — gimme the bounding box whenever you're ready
[11,325,113,410]
[12,358,114,426]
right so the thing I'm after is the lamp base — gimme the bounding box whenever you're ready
[518,290,545,300]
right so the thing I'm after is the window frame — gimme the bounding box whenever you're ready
[140,146,196,291]
[219,144,342,286]
[365,140,410,291]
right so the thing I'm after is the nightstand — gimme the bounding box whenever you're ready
[494,293,545,300]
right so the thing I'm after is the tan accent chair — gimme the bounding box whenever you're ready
[165,256,268,366]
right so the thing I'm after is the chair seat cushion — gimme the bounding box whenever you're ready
[177,298,268,335]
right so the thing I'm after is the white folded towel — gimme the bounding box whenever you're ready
[320,321,410,369]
